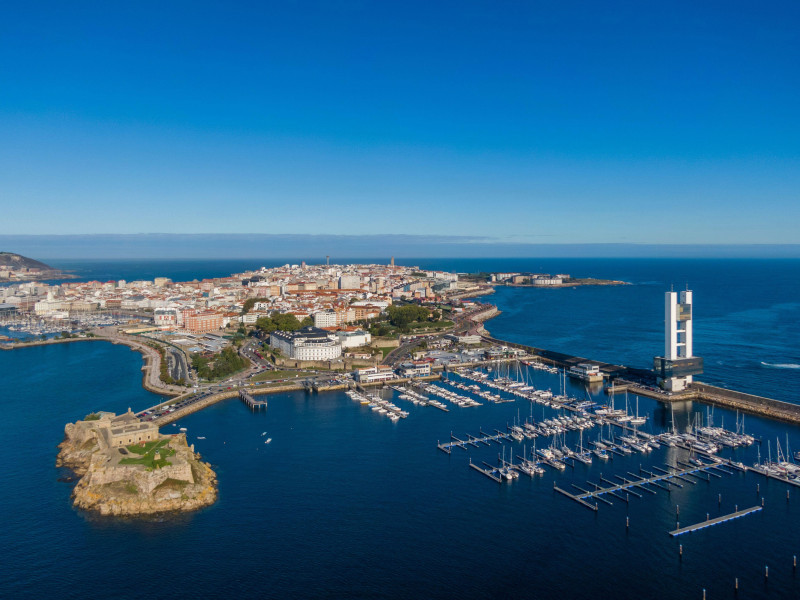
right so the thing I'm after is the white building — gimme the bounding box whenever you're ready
[339,275,361,290]
[654,289,703,392]
[270,327,342,361]
[336,330,372,349]
[154,307,180,327]
[355,366,396,383]
[314,310,338,328]
[532,276,563,286]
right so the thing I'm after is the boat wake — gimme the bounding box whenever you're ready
[760,362,800,370]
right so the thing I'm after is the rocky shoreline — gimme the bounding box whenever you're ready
[57,411,218,517]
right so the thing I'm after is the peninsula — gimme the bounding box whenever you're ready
[465,271,628,288]
[0,252,76,282]
[57,410,217,517]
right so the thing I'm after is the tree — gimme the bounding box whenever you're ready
[241,297,270,314]
[386,304,430,327]
[272,313,302,331]
[300,316,314,328]
[255,316,277,333]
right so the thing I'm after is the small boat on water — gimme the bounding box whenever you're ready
[265,438,272,444]
[180,427,187,432]
[261,432,267,436]
[197,436,206,440]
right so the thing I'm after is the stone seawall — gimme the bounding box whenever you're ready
[692,382,800,425]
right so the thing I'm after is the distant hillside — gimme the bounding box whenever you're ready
[0,252,55,271]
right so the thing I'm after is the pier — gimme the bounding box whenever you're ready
[239,390,268,410]
[469,459,503,483]
[556,461,730,511]
[438,429,511,454]
[669,506,762,537]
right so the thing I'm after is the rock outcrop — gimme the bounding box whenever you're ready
[57,412,217,517]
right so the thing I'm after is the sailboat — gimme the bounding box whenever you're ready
[574,428,592,465]
[630,396,647,426]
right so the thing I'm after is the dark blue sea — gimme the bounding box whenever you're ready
[2,258,800,599]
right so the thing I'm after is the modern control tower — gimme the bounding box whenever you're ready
[654,289,703,391]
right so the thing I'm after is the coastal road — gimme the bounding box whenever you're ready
[166,347,189,383]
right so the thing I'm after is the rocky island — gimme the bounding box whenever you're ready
[57,410,217,517]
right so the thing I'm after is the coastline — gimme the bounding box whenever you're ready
[1,334,183,397]
[500,278,629,289]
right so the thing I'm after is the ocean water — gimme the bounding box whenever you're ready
[2,258,800,599]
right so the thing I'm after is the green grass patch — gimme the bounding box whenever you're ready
[120,439,175,469]
[377,347,396,358]
[250,369,302,382]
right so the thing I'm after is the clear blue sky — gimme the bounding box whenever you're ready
[1,1,799,246]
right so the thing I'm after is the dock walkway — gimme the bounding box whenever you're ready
[438,430,511,454]
[240,390,268,410]
[556,461,727,511]
[669,506,762,536]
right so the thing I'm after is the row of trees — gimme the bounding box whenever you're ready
[255,312,313,333]
[191,346,248,380]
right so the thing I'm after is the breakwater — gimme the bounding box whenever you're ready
[480,332,800,425]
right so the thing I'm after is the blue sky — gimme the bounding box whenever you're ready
[1,1,799,248]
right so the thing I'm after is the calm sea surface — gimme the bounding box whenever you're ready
[2,258,799,599]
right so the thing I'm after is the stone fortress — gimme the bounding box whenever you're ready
[57,410,217,516]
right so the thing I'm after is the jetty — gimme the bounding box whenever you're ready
[469,459,503,483]
[555,460,730,511]
[239,390,268,410]
[669,506,762,537]
[438,429,511,454]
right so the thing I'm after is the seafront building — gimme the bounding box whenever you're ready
[269,326,343,361]
[654,289,703,391]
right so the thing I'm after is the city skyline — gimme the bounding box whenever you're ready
[3,233,800,260]
[2,2,799,245]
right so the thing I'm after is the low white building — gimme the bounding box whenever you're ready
[532,277,563,286]
[336,330,372,349]
[355,366,396,383]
